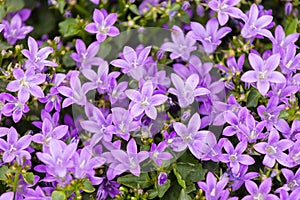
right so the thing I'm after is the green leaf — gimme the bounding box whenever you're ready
[157,179,171,198]
[82,179,95,193]
[0,166,8,181]
[0,5,6,21]
[279,110,289,120]
[246,88,261,108]
[117,173,153,189]
[6,0,25,13]
[173,163,207,183]
[148,189,158,199]
[161,181,181,200]
[178,189,192,200]
[58,18,80,38]
[23,172,34,185]
[52,191,66,200]
[62,51,76,67]
[173,166,186,189]
[286,18,298,35]
[180,12,190,24]
[58,0,66,14]
[129,4,140,15]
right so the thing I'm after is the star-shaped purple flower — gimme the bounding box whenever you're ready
[85,8,119,42]
[243,178,279,200]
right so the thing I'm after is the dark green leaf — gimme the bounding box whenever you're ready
[161,181,181,200]
[129,5,140,15]
[286,18,298,35]
[246,88,261,108]
[157,179,171,198]
[148,189,158,199]
[59,18,80,38]
[173,166,186,189]
[82,179,95,193]
[6,0,24,13]
[62,51,76,67]
[178,189,192,200]
[0,41,12,51]
[117,173,153,189]
[52,191,66,200]
[58,0,66,14]
[23,172,34,185]
[173,163,207,183]
[180,12,190,24]
[0,5,6,21]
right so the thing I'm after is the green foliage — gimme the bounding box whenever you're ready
[52,191,67,200]
[246,88,261,108]
[117,173,153,189]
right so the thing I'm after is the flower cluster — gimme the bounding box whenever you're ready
[0,0,299,199]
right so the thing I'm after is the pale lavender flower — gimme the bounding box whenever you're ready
[160,25,196,61]
[149,141,173,166]
[125,80,168,119]
[111,46,151,81]
[171,113,210,159]
[188,18,231,54]
[219,140,255,174]
[70,39,103,69]
[0,127,31,164]
[57,74,87,107]
[0,192,14,200]
[90,0,99,4]
[254,129,293,168]
[107,80,128,105]
[108,139,149,179]
[158,172,168,185]
[241,4,273,39]
[208,0,245,25]
[241,53,286,96]
[36,139,77,179]
[279,44,300,74]
[168,73,210,108]
[2,13,33,45]
[201,132,227,162]
[243,178,279,200]
[21,36,57,71]
[85,9,119,42]
[73,147,105,185]
[275,168,300,192]
[6,67,46,103]
[198,172,229,200]
[2,95,29,123]
[39,87,62,112]
[32,118,68,147]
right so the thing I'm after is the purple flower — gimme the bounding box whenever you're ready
[0,192,14,200]
[70,39,103,69]
[111,46,151,80]
[6,67,46,103]
[276,168,300,192]
[39,87,62,112]
[160,26,196,61]
[73,147,105,185]
[229,165,259,191]
[2,95,29,123]
[85,9,119,42]
[158,172,168,185]
[149,141,173,166]
[0,127,31,164]
[241,53,286,96]
[188,18,231,54]
[208,0,245,25]
[32,118,68,147]
[58,74,87,107]
[243,178,279,200]
[171,113,209,159]
[23,186,51,200]
[82,61,119,94]
[241,4,273,39]
[36,139,77,179]
[201,132,226,162]
[96,178,120,200]
[2,13,33,45]
[254,129,293,168]
[105,107,139,141]
[198,172,229,200]
[168,73,210,108]
[107,80,128,105]
[21,36,57,71]
[219,140,255,174]
[108,139,149,179]
[125,80,168,119]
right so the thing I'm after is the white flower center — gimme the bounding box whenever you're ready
[254,193,264,200]
[257,71,268,81]
[266,145,277,155]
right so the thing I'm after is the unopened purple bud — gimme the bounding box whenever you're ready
[285,2,293,15]
[157,49,165,60]
[182,1,190,11]
[196,4,205,17]
[181,111,191,121]
[158,172,168,185]
[169,10,177,21]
